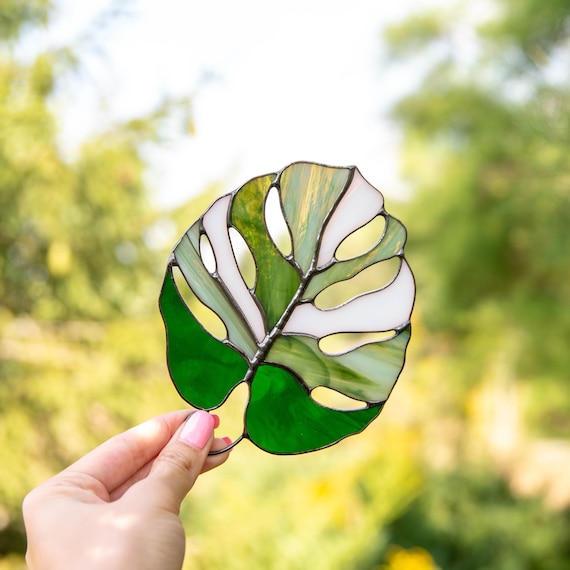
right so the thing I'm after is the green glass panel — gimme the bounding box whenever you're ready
[160,162,415,454]
[279,162,352,275]
[159,267,249,409]
[267,326,411,402]
[304,215,408,300]
[175,226,257,358]
[230,174,301,329]
[246,364,382,454]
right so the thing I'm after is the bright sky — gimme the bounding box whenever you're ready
[38,0,437,207]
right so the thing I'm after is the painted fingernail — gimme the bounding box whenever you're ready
[179,411,215,449]
[212,414,220,429]
[222,436,232,446]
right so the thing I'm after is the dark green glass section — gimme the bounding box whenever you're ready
[266,326,411,402]
[246,364,382,454]
[279,163,352,275]
[230,175,301,329]
[159,267,248,409]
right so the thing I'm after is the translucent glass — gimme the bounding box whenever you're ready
[160,161,416,454]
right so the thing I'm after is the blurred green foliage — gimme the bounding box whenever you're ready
[379,0,570,568]
[387,0,570,415]
[0,0,182,559]
[384,468,570,570]
[1,0,569,568]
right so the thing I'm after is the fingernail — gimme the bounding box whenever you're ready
[222,436,232,446]
[212,414,220,429]
[179,411,215,449]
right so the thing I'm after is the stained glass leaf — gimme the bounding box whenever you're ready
[159,162,415,454]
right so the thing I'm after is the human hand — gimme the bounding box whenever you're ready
[23,410,231,570]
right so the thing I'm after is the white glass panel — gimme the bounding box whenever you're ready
[202,195,266,342]
[283,260,414,337]
[316,169,384,268]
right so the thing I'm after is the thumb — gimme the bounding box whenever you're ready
[139,410,216,510]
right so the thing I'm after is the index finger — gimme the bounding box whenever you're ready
[63,410,190,494]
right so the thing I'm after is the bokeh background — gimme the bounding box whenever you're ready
[1,0,569,568]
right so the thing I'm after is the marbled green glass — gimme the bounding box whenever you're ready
[159,161,415,454]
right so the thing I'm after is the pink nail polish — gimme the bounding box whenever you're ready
[222,436,232,446]
[179,411,215,449]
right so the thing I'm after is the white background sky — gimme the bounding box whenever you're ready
[31,0,441,207]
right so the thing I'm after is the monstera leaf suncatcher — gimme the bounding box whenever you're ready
[159,161,415,454]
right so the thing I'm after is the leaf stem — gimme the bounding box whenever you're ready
[246,265,314,381]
